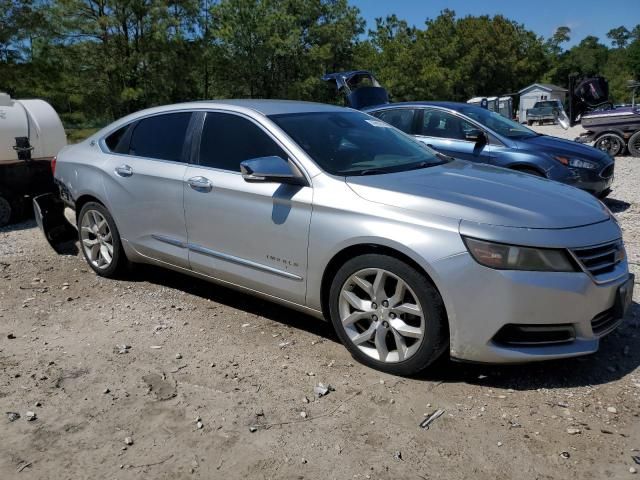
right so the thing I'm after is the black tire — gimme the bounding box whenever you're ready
[514,167,544,178]
[0,195,12,227]
[328,254,448,376]
[628,131,640,158]
[77,202,128,278]
[527,120,533,126]
[594,133,625,157]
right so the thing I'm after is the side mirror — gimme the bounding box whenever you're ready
[465,129,487,144]
[240,156,306,186]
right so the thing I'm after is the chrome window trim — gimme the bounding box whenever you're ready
[97,108,313,184]
[98,108,196,161]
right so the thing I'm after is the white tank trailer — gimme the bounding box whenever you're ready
[0,92,66,226]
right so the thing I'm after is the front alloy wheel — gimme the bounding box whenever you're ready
[339,268,424,363]
[329,254,448,375]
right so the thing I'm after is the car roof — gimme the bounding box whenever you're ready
[363,101,474,112]
[168,99,348,116]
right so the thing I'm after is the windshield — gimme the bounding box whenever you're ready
[269,111,446,176]
[458,106,538,139]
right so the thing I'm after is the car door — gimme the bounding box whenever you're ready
[414,109,493,163]
[183,111,312,304]
[101,111,193,268]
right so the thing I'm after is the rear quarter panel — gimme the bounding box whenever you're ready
[55,140,110,216]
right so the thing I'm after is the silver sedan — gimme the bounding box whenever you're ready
[37,100,634,375]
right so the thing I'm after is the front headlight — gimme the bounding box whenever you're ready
[552,155,598,170]
[463,237,577,272]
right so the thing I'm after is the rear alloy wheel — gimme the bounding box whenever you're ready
[0,196,11,227]
[78,202,127,277]
[329,254,448,375]
[628,131,640,158]
[594,133,625,157]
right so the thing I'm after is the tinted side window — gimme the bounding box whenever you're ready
[199,112,286,171]
[375,109,415,134]
[129,112,191,161]
[105,125,130,154]
[420,110,475,141]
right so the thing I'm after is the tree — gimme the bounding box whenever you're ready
[1,1,637,128]
[208,0,363,100]
[607,26,630,48]
[362,10,548,102]
[360,14,422,100]
[546,26,571,55]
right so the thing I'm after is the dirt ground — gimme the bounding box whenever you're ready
[1,124,639,480]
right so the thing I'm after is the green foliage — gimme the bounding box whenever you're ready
[545,25,640,103]
[607,26,630,48]
[65,127,100,143]
[0,2,638,128]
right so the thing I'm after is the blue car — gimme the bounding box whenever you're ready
[364,102,615,197]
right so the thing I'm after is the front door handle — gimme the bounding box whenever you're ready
[187,176,213,192]
[115,165,133,177]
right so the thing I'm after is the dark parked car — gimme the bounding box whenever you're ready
[365,102,615,197]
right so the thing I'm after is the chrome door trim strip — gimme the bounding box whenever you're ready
[152,234,188,248]
[188,243,303,282]
[124,239,321,320]
[152,236,303,281]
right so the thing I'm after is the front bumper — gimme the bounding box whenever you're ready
[548,162,614,196]
[433,237,631,364]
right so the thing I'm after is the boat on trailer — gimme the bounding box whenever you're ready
[573,79,640,157]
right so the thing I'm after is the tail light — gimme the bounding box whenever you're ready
[51,156,57,175]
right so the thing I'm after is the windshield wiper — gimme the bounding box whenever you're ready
[358,159,448,176]
[359,168,389,176]
[434,152,455,162]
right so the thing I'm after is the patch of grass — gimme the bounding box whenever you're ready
[65,128,100,144]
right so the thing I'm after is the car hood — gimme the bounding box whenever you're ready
[346,160,610,229]
[515,135,610,162]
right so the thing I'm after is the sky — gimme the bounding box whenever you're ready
[350,0,640,47]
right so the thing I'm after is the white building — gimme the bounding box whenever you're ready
[518,83,567,123]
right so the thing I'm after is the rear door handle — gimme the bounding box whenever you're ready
[187,176,213,192]
[115,165,133,177]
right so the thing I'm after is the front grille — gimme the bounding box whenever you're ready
[493,324,576,347]
[600,164,614,179]
[591,308,622,337]
[571,240,624,277]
